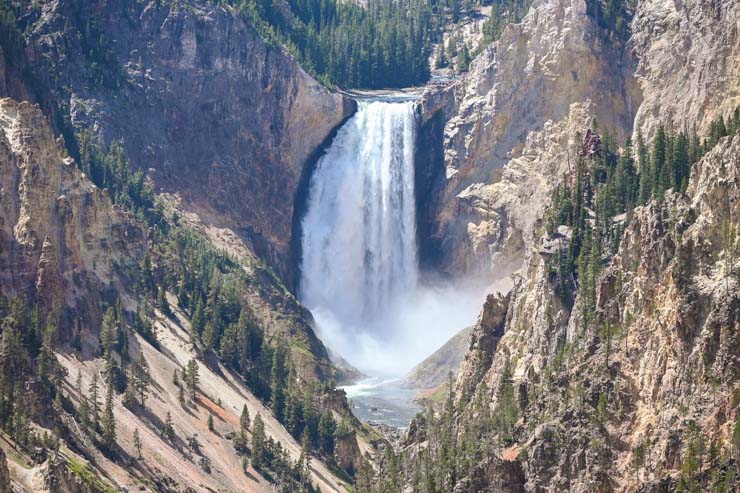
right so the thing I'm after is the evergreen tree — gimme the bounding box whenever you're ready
[252,413,266,470]
[90,373,101,431]
[186,359,200,400]
[164,411,175,439]
[493,363,519,447]
[158,285,171,317]
[240,404,251,432]
[101,376,116,450]
[317,410,336,455]
[651,125,667,200]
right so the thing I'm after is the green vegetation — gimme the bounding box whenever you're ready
[481,0,532,45]
[585,0,630,40]
[0,298,65,453]
[78,134,166,229]
[231,0,441,88]
[66,457,118,493]
[546,108,739,312]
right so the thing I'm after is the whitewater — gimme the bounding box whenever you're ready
[299,100,485,377]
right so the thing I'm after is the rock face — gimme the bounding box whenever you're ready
[419,0,639,279]
[404,325,473,390]
[7,0,354,282]
[454,292,511,397]
[436,134,739,492]
[0,94,353,493]
[0,98,145,333]
[631,0,740,140]
[419,0,739,283]
[404,0,740,490]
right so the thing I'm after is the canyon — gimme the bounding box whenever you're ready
[0,0,738,491]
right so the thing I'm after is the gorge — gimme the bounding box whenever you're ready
[0,0,738,492]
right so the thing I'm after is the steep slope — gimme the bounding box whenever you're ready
[0,97,145,338]
[5,0,354,282]
[385,0,740,491]
[439,133,739,492]
[404,326,473,390]
[418,0,639,279]
[631,0,740,140]
[0,98,358,492]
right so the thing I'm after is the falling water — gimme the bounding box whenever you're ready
[300,100,418,330]
[300,100,486,378]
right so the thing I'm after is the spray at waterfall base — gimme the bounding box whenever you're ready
[299,100,492,377]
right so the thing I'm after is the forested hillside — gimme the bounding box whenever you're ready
[233,0,442,88]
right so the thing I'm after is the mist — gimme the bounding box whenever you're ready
[298,99,512,378]
[310,276,512,377]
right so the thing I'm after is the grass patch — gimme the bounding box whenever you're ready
[66,456,118,493]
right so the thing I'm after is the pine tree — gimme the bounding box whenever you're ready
[135,352,150,407]
[164,411,175,439]
[651,125,667,200]
[318,410,336,455]
[207,414,214,432]
[252,413,266,470]
[186,359,200,400]
[123,370,138,406]
[191,298,205,344]
[102,376,116,450]
[456,44,471,72]
[38,316,57,387]
[158,285,171,317]
[100,307,115,359]
[90,373,101,431]
[240,404,251,432]
[494,363,519,447]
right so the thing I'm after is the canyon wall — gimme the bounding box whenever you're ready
[419,0,739,283]
[419,0,639,279]
[6,0,354,282]
[405,0,740,490]
[0,95,354,493]
[0,97,145,336]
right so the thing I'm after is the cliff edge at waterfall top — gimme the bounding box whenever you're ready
[1,0,739,492]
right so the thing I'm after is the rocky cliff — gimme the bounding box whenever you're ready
[0,96,356,492]
[631,0,740,140]
[419,0,639,279]
[418,0,739,283]
[0,97,145,335]
[399,125,739,492]
[397,0,739,491]
[6,0,354,283]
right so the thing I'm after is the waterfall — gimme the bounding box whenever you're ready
[300,100,487,376]
[300,101,418,334]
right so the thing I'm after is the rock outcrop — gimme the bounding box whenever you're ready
[631,0,740,140]
[434,134,739,492]
[6,0,354,282]
[0,97,145,334]
[419,0,638,279]
[403,0,740,490]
